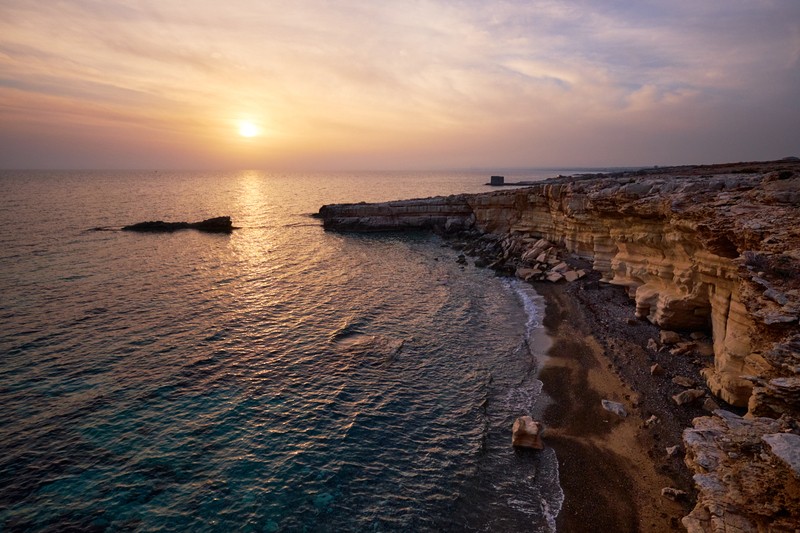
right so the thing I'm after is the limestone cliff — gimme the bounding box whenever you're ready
[319,160,800,531]
[320,161,800,413]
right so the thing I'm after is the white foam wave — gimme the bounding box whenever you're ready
[503,278,544,343]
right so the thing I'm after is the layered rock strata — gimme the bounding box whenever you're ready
[319,160,800,531]
[683,410,800,531]
[320,161,800,413]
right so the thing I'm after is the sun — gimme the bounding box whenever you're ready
[238,121,260,138]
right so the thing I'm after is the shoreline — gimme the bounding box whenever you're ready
[532,271,702,531]
[318,159,800,530]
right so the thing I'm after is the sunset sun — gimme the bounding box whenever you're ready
[238,121,260,138]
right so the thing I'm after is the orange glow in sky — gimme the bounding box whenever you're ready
[0,1,798,170]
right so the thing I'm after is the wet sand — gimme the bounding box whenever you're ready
[533,272,704,532]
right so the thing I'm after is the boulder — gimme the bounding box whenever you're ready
[670,342,696,356]
[702,398,721,412]
[672,376,696,388]
[660,330,681,345]
[673,389,705,405]
[512,416,544,449]
[563,270,580,282]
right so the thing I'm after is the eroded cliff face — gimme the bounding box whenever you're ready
[321,163,800,412]
[469,175,799,410]
[319,161,800,531]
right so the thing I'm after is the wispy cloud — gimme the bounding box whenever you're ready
[1,0,798,168]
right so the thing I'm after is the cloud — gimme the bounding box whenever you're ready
[0,0,798,169]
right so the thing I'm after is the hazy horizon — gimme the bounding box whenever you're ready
[2,1,799,171]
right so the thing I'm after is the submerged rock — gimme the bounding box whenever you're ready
[122,216,234,233]
[512,416,544,449]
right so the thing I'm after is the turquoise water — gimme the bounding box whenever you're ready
[0,169,571,531]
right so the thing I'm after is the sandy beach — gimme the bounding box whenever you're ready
[533,267,712,531]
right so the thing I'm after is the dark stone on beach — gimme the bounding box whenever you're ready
[122,216,234,234]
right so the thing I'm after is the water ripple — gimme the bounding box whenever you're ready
[0,170,560,532]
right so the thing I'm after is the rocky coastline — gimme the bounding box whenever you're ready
[319,160,800,531]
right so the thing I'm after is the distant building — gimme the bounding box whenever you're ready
[490,175,504,185]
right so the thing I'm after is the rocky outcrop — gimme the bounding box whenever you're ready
[682,410,800,532]
[122,216,234,233]
[318,196,474,232]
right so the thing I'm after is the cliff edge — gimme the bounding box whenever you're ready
[319,160,800,531]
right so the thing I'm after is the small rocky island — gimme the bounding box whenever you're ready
[121,216,234,233]
[319,160,800,532]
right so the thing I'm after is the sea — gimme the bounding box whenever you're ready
[0,168,608,532]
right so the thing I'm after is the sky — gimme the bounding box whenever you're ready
[1,1,798,170]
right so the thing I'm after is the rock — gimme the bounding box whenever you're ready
[647,338,659,352]
[750,377,800,418]
[672,376,695,388]
[122,216,234,233]
[673,389,705,405]
[650,363,664,376]
[552,262,569,273]
[666,445,681,458]
[762,433,800,478]
[456,254,467,264]
[696,341,714,357]
[702,397,721,412]
[670,342,696,356]
[690,331,707,340]
[660,330,681,345]
[683,410,800,531]
[512,416,544,449]
[546,272,564,283]
[644,415,659,427]
[661,487,688,501]
[576,269,587,279]
[563,270,579,282]
[601,399,628,418]
[515,267,536,280]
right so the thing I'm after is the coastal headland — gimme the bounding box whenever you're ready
[318,160,800,531]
